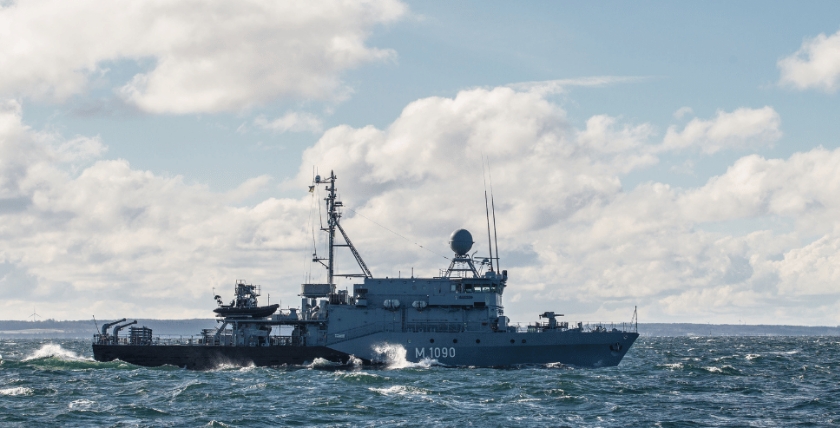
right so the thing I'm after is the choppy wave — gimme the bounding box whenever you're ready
[0,337,838,426]
[23,343,91,362]
[0,387,33,396]
[369,384,430,397]
[306,357,344,369]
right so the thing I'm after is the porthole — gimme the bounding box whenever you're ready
[430,338,435,343]
[476,339,481,344]
[453,339,458,344]
[522,339,526,344]
[510,339,515,344]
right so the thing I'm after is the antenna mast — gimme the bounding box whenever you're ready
[312,171,372,284]
[489,166,500,272]
[484,190,495,272]
[483,156,501,272]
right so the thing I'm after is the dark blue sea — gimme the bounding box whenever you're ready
[1,336,837,427]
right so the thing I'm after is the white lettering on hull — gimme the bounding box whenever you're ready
[415,347,455,359]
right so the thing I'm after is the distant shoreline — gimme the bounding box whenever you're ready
[0,320,837,339]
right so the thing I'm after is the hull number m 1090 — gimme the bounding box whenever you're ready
[416,347,455,359]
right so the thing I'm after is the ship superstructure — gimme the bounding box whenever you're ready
[93,171,638,369]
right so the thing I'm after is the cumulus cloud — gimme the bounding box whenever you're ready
[506,76,647,96]
[254,112,324,134]
[778,29,840,92]
[679,148,840,226]
[661,107,781,154]
[0,0,406,113]
[3,84,840,324]
[292,87,840,324]
[0,102,313,319]
[296,87,658,237]
[672,106,693,119]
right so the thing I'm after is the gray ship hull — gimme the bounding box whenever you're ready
[93,330,637,369]
[92,343,355,370]
[333,330,638,367]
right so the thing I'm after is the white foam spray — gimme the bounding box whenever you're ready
[23,343,91,362]
[0,387,33,396]
[306,357,343,369]
[348,355,363,367]
[371,343,438,369]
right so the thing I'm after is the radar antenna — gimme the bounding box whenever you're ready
[444,229,480,278]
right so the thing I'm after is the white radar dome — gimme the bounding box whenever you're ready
[449,229,473,256]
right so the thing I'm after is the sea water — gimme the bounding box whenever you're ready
[0,336,837,427]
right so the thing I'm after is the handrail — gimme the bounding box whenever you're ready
[511,321,637,333]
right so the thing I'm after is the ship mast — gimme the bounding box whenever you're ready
[313,171,372,284]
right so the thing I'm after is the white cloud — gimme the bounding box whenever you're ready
[0,102,313,319]
[0,0,407,113]
[254,112,324,134]
[292,88,840,324]
[778,30,840,93]
[3,84,840,325]
[506,76,647,96]
[776,235,840,296]
[296,87,656,237]
[661,107,781,154]
[673,106,693,119]
[679,148,840,226]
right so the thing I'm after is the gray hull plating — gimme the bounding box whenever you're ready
[332,330,638,367]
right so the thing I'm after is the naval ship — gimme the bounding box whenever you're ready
[93,172,638,369]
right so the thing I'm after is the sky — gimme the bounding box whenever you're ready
[1,1,840,325]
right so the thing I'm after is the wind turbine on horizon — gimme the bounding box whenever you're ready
[29,307,40,322]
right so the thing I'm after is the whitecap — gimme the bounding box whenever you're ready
[306,357,342,368]
[0,387,33,396]
[23,343,91,362]
[369,385,429,397]
[68,399,96,409]
[338,371,382,380]
[207,360,256,371]
[545,362,572,369]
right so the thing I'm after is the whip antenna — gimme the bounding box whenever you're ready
[487,157,500,272]
[482,159,495,272]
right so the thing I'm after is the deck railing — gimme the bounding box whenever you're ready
[93,333,302,347]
